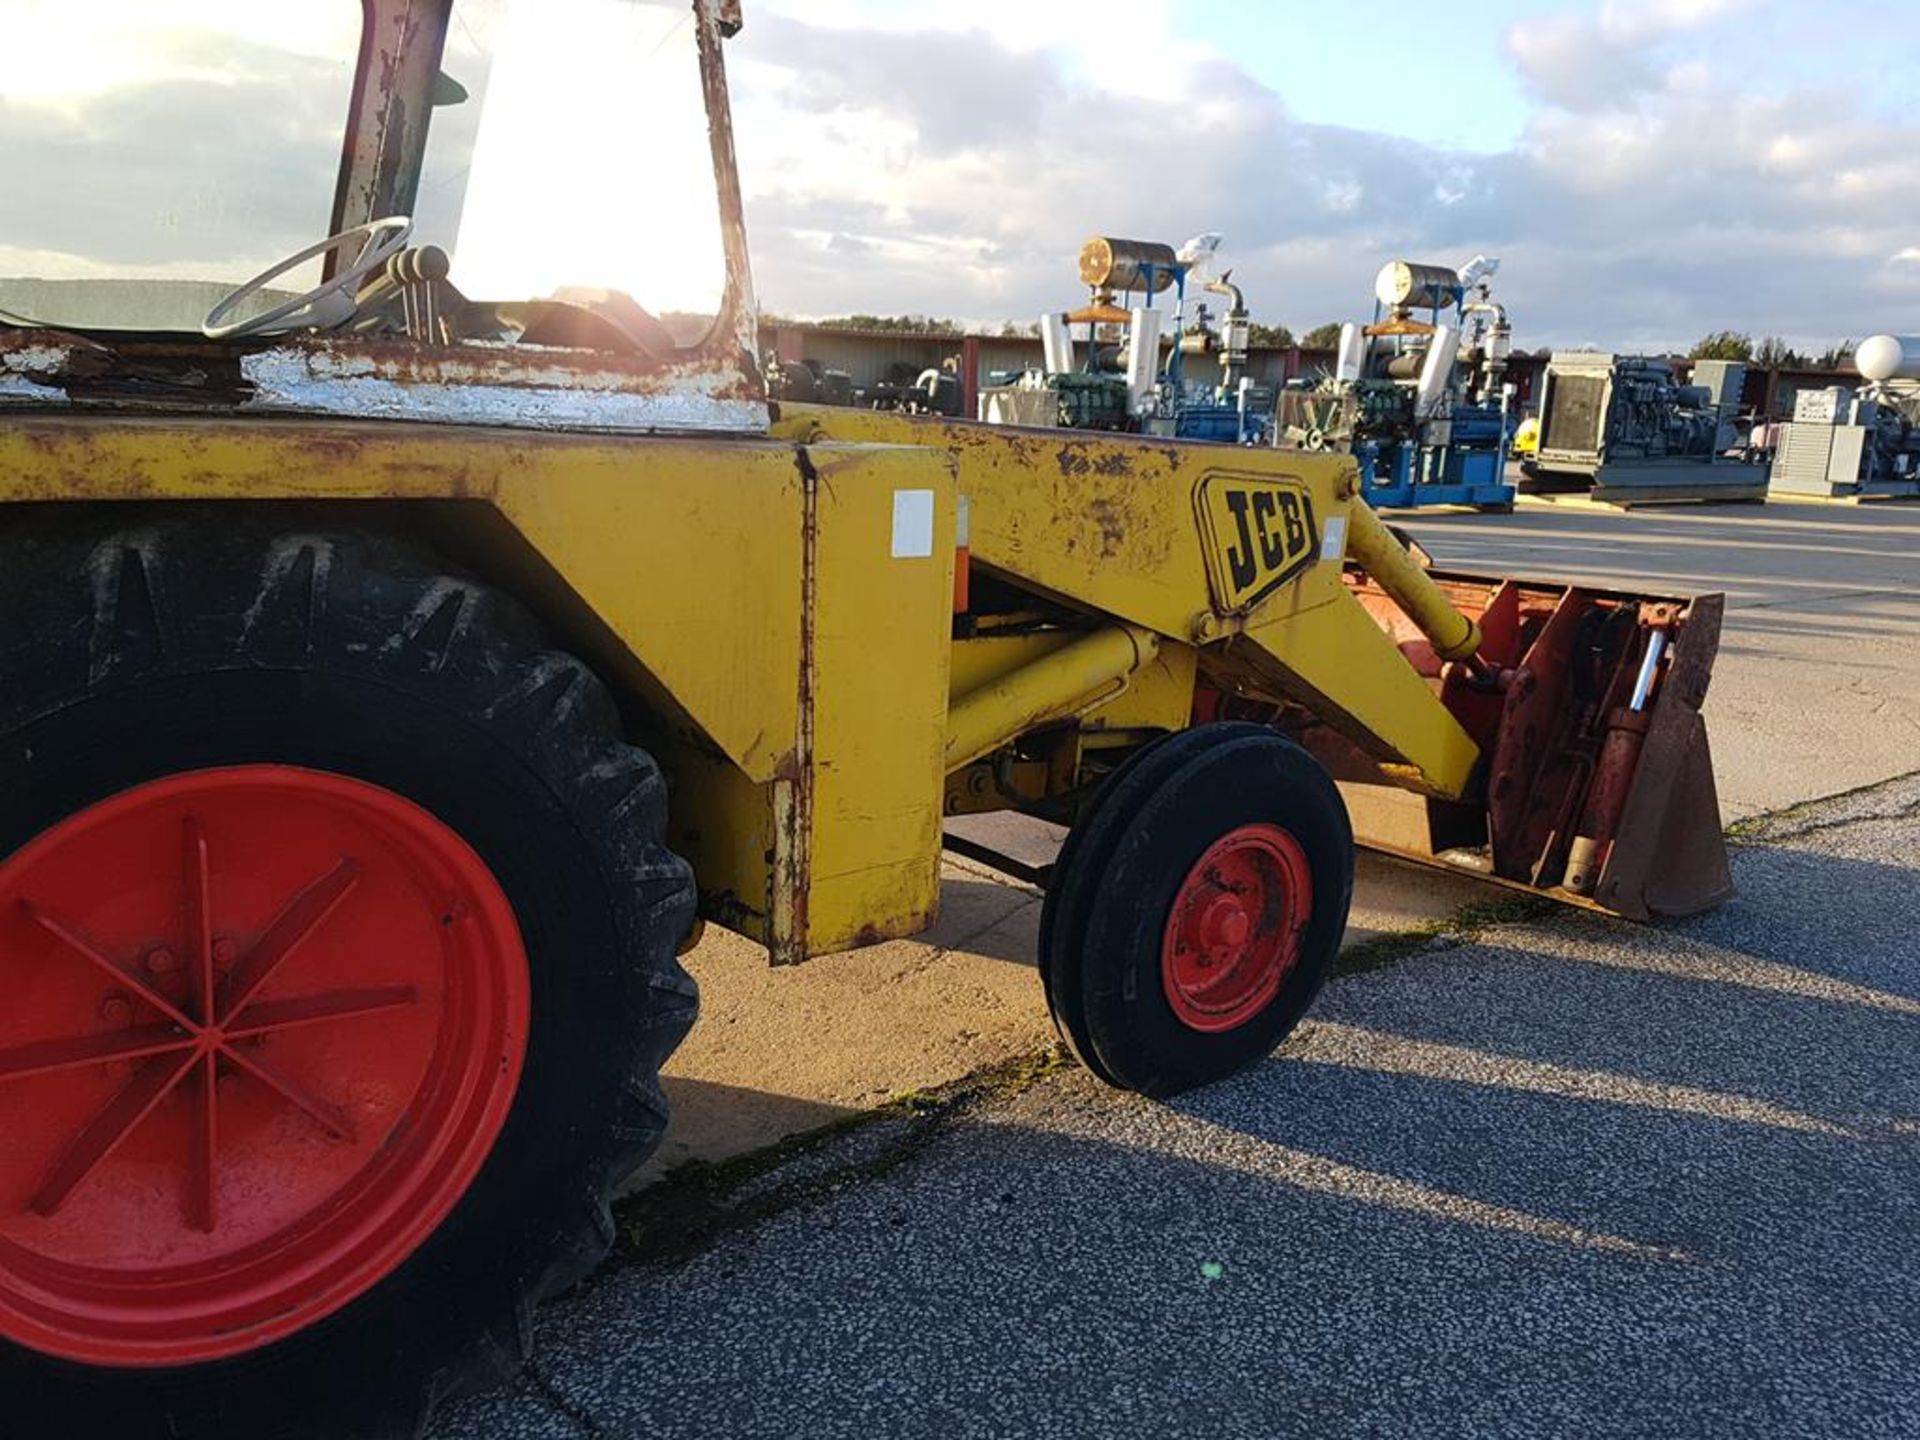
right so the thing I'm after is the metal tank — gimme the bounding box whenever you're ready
[1854,334,1920,384]
[1078,237,1180,294]
[1374,260,1462,311]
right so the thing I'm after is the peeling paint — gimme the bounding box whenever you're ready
[0,376,68,405]
[768,444,821,965]
[239,345,768,433]
[0,333,99,406]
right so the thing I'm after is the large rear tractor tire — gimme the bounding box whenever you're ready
[1040,725,1353,1097]
[0,519,698,1439]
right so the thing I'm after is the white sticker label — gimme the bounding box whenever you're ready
[891,489,935,558]
[1320,514,1349,562]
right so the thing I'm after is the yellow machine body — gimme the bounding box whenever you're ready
[0,417,961,964]
[0,399,1729,963]
[774,406,1483,796]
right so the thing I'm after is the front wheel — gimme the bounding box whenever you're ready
[0,521,698,1438]
[1040,726,1353,1097]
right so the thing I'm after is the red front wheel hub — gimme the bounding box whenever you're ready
[1161,823,1312,1033]
[0,766,530,1367]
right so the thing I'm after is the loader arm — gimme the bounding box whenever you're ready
[773,404,1732,921]
[776,407,1481,795]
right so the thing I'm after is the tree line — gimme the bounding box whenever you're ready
[766,315,1858,370]
[764,312,1330,348]
[1688,331,1855,370]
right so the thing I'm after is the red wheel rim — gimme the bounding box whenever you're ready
[0,766,530,1367]
[1161,823,1312,1033]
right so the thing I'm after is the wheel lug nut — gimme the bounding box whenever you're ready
[99,993,132,1024]
[213,938,237,972]
[146,946,179,975]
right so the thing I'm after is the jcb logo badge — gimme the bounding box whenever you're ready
[1195,473,1320,613]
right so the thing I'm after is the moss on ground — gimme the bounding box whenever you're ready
[610,1046,1068,1270]
[1725,767,1920,845]
[1332,894,1555,976]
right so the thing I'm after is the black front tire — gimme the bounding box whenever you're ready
[1041,726,1352,1097]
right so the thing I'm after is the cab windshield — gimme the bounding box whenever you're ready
[0,0,729,344]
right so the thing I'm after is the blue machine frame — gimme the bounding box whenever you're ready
[1080,257,1272,447]
[1356,406,1516,510]
[1353,278,1516,511]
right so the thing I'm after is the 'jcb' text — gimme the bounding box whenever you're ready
[1196,474,1320,613]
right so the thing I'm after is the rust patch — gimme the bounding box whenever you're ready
[1045,438,1137,479]
[694,0,765,392]
[1086,497,1127,558]
[261,334,761,400]
[1595,594,1732,917]
[766,443,821,965]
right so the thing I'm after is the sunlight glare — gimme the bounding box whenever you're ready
[451,0,728,318]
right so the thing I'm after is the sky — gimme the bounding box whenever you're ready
[3,0,1917,354]
[729,0,1920,352]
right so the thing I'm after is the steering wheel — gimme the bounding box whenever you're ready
[203,216,414,340]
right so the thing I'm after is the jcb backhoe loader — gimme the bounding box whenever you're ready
[0,3,1729,1435]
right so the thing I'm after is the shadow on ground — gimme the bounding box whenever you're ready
[434,788,1920,1440]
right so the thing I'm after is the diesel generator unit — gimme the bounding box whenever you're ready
[1768,334,1920,500]
[1522,353,1769,504]
[1275,256,1518,511]
[980,235,1275,445]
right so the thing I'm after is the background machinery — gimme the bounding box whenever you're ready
[1767,333,1920,500]
[980,235,1275,444]
[1522,353,1769,504]
[0,3,1733,1436]
[1277,256,1518,511]
[862,360,965,417]
[769,354,965,418]
[765,352,854,406]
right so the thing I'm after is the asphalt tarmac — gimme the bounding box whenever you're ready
[436,770,1920,1439]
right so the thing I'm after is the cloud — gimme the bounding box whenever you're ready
[0,33,350,279]
[5,3,1914,354]
[732,17,1521,328]
[729,3,1920,351]
[1503,0,1757,112]
[745,16,1055,154]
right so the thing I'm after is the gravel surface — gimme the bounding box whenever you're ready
[435,773,1920,1440]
